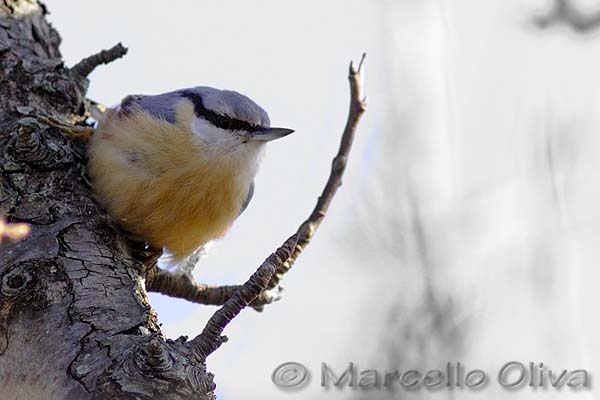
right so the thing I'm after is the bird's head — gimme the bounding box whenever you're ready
[174,86,294,153]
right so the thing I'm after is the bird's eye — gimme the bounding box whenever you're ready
[217,115,232,129]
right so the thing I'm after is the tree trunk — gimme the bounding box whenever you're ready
[0,2,216,398]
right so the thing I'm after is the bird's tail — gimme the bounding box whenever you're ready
[158,243,212,279]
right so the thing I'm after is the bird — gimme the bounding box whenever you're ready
[86,86,294,274]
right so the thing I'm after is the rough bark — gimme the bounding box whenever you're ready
[0,2,216,398]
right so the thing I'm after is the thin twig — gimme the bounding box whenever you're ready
[266,52,367,289]
[187,235,297,361]
[146,268,281,309]
[71,43,128,78]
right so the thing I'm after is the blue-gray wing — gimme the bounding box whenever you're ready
[119,91,183,124]
[239,181,254,216]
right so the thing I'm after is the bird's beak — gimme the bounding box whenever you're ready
[248,127,295,142]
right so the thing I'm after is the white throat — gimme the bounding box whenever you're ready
[190,116,266,182]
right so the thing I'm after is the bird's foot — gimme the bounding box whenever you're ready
[127,238,163,269]
[36,114,94,142]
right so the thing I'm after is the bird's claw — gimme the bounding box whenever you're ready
[35,114,94,142]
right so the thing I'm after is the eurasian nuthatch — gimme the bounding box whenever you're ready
[87,86,294,266]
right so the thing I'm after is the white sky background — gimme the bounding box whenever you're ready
[45,1,600,399]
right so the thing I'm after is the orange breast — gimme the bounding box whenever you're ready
[87,108,248,261]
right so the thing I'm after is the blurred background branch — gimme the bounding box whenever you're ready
[534,0,600,33]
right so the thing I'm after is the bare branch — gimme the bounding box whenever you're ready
[533,0,600,33]
[71,43,128,78]
[267,52,367,289]
[147,270,241,305]
[145,266,282,309]
[187,234,298,361]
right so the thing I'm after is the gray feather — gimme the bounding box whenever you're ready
[120,87,270,128]
[120,92,181,123]
[185,86,270,127]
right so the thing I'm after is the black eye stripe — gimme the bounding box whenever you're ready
[181,90,262,132]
